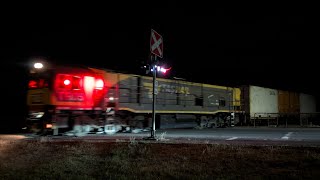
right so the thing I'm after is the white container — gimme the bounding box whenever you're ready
[249,86,279,118]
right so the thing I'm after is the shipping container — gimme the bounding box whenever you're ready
[278,90,300,113]
[300,93,316,113]
[241,86,278,118]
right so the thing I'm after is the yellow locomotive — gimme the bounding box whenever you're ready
[26,63,241,135]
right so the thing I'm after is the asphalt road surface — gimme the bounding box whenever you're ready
[134,127,320,141]
[2,127,320,146]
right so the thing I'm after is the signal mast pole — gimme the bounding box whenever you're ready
[145,29,162,140]
[151,55,157,139]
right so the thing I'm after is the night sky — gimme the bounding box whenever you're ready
[0,3,318,130]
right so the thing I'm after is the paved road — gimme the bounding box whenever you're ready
[2,127,320,146]
[110,127,320,141]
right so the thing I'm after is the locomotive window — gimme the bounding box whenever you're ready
[195,97,203,106]
[28,70,53,89]
[28,79,49,89]
[219,99,226,107]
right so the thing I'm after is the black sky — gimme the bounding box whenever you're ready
[1,2,318,95]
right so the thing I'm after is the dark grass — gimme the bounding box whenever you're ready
[1,139,320,179]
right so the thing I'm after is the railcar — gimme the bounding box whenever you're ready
[240,85,318,126]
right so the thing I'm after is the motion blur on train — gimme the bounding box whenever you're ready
[26,62,318,135]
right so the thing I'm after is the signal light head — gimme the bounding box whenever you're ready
[151,65,171,74]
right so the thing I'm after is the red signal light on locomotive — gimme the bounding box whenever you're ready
[28,80,38,88]
[57,75,70,89]
[83,76,104,90]
[63,79,71,86]
[72,76,82,90]
[56,74,104,91]
[95,79,104,90]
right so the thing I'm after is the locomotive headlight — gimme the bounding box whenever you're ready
[36,112,45,118]
[109,97,115,101]
[46,124,53,129]
[34,62,44,69]
[31,112,44,118]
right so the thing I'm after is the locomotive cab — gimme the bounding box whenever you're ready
[26,67,54,133]
[26,65,107,135]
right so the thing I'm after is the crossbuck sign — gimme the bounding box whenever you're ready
[150,29,163,58]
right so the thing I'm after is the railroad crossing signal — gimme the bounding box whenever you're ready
[150,29,163,58]
[145,29,164,140]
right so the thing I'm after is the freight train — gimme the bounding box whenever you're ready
[241,86,318,126]
[26,64,317,135]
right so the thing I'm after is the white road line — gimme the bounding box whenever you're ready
[226,137,238,140]
[281,132,293,140]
